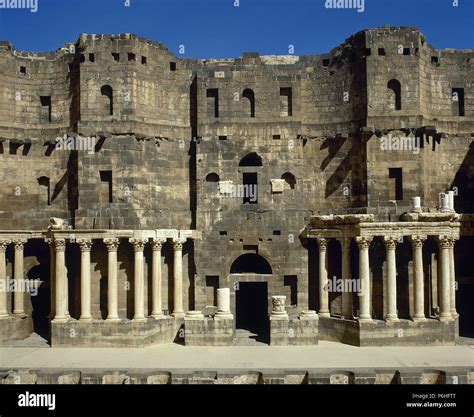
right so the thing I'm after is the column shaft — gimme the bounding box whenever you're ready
[356,237,372,321]
[130,238,147,321]
[384,237,398,321]
[104,238,119,321]
[341,238,352,318]
[78,239,92,321]
[317,238,330,317]
[449,241,458,318]
[151,239,165,318]
[411,236,426,321]
[0,241,10,317]
[54,239,67,321]
[438,236,452,321]
[172,238,186,317]
[13,240,26,315]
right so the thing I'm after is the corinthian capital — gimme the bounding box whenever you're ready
[129,238,147,251]
[383,236,398,250]
[13,239,27,251]
[54,239,66,252]
[77,238,93,251]
[172,238,186,250]
[355,236,373,250]
[152,238,166,250]
[104,237,119,251]
[316,237,328,250]
[409,235,426,248]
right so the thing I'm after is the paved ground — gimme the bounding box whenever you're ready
[0,334,473,370]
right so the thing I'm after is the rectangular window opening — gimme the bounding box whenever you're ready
[218,135,227,141]
[40,96,52,123]
[170,62,177,71]
[403,48,410,56]
[279,87,293,117]
[206,88,219,118]
[128,53,136,62]
[20,66,26,75]
[242,172,258,204]
[89,53,95,62]
[284,275,298,306]
[141,56,147,65]
[99,170,113,204]
[272,134,281,140]
[205,276,219,307]
[112,53,120,62]
[388,168,403,201]
[452,88,465,117]
[378,48,386,56]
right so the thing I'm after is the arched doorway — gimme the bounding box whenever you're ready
[230,254,272,344]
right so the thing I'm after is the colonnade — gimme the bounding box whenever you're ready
[0,236,190,322]
[315,235,458,322]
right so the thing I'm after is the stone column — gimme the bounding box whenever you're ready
[271,295,288,318]
[449,237,458,318]
[383,237,398,321]
[45,239,56,319]
[129,238,147,321]
[53,239,68,321]
[172,238,186,318]
[13,239,27,316]
[438,236,452,321]
[215,288,233,319]
[410,236,426,321]
[104,238,120,321]
[356,237,372,321]
[78,239,93,321]
[0,240,10,317]
[340,238,352,319]
[316,238,330,317]
[151,238,166,318]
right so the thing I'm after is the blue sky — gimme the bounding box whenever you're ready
[0,0,472,57]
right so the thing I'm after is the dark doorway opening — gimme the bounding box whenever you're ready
[236,282,269,343]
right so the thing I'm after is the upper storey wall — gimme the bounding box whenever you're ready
[0,42,73,140]
[76,34,192,138]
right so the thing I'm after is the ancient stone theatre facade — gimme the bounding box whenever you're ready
[0,26,473,347]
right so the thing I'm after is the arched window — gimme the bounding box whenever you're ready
[238,153,262,204]
[387,79,401,110]
[230,253,272,274]
[238,152,262,168]
[101,85,113,115]
[205,173,219,182]
[281,172,296,190]
[242,88,255,118]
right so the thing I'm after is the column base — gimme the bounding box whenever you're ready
[412,317,427,322]
[451,311,459,319]
[132,316,147,322]
[150,313,167,319]
[52,317,69,323]
[318,311,330,317]
[172,312,185,319]
[439,313,453,322]
[385,316,399,322]
[12,311,26,317]
[0,313,9,318]
[106,317,121,322]
[79,316,93,322]
[358,316,373,323]
[270,313,289,320]
[215,312,233,319]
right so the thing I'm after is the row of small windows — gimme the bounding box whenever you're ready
[206,87,293,118]
[77,53,177,70]
[24,83,467,122]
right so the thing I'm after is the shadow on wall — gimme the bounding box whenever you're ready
[451,141,474,213]
[322,136,367,207]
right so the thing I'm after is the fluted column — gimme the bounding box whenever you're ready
[172,238,186,318]
[316,238,330,317]
[340,238,352,319]
[438,236,452,321]
[383,237,398,321]
[53,239,68,321]
[129,238,147,321]
[104,238,120,321]
[449,237,458,318]
[356,236,373,321]
[13,239,27,315]
[0,240,10,317]
[410,236,426,321]
[78,239,93,321]
[151,238,166,318]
